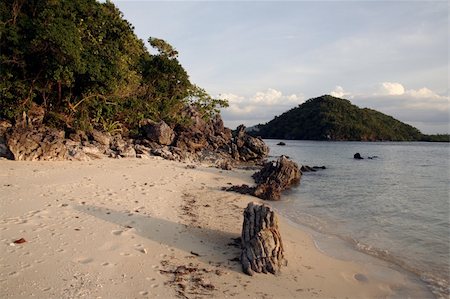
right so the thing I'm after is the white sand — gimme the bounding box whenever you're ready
[0,158,430,298]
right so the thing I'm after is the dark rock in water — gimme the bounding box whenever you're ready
[142,120,175,146]
[301,165,316,172]
[277,142,286,146]
[253,156,301,201]
[354,153,363,159]
[301,165,326,172]
[312,166,326,170]
[241,202,286,276]
[226,156,300,201]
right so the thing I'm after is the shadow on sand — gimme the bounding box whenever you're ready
[75,204,242,271]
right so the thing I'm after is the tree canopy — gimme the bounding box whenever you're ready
[0,0,228,133]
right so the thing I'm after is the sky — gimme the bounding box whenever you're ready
[113,0,449,134]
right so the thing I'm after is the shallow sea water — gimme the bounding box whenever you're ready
[265,140,450,298]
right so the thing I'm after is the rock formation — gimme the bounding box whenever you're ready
[0,105,269,163]
[354,153,363,159]
[240,202,286,275]
[232,125,269,162]
[226,156,301,201]
[252,156,301,201]
[7,126,68,161]
[0,120,14,159]
[142,120,175,146]
[300,165,326,172]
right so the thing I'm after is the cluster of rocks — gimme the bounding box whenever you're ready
[354,152,379,160]
[0,105,269,164]
[226,155,301,201]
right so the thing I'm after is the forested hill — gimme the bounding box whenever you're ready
[0,0,227,133]
[253,95,424,141]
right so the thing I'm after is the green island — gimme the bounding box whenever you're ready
[251,95,449,142]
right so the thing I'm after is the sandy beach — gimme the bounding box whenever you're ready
[0,158,430,298]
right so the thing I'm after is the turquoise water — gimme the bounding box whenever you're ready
[265,140,450,298]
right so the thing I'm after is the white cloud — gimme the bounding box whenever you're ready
[220,88,305,128]
[406,87,443,100]
[218,93,245,104]
[330,86,351,98]
[379,82,405,95]
[252,88,282,105]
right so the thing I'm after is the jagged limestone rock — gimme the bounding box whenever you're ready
[253,156,301,201]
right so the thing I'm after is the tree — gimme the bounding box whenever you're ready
[0,0,228,133]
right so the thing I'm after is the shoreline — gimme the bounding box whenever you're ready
[0,158,432,298]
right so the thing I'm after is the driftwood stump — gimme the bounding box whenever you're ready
[240,202,286,276]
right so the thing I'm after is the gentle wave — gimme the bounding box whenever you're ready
[265,140,450,299]
[351,239,449,299]
[282,208,449,299]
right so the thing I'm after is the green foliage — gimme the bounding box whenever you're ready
[187,85,229,121]
[148,37,178,58]
[255,95,423,141]
[0,0,228,133]
[420,134,449,142]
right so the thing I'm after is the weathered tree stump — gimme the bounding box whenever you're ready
[240,202,286,276]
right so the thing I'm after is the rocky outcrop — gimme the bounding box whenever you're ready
[232,125,269,162]
[90,129,111,146]
[142,120,175,146]
[241,202,286,275]
[252,156,301,201]
[0,120,14,159]
[1,105,269,163]
[226,156,301,201]
[7,126,68,161]
[174,107,232,154]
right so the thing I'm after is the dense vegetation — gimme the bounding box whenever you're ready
[253,95,426,141]
[419,134,450,142]
[0,0,228,134]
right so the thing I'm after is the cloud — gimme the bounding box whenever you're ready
[407,87,443,100]
[335,82,449,133]
[219,88,305,128]
[330,86,351,98]
[219,93,245,104]
[379,82,406,95]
